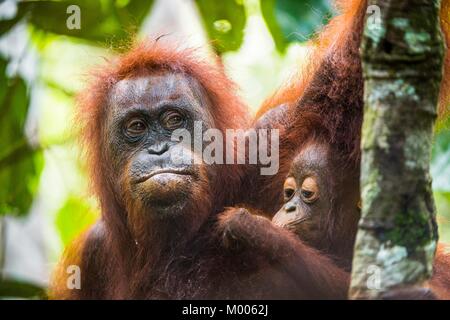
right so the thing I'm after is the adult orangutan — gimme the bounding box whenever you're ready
[236,0,450,298]
[49,41,350,299]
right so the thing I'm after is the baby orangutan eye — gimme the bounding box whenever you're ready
[300,176,319,204]
[283,177,297,202]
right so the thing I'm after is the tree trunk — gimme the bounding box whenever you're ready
[349,0,444,299]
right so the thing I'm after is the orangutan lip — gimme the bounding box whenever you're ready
[274,215,310,228]
[135,169,194,183]
[288,216,311,226]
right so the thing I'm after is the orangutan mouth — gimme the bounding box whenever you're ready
[135,168,195,184]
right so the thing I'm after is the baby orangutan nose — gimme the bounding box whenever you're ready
[272,199,309,230]
[285,202,297,213]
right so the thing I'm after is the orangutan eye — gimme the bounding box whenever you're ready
[161,110,185,130]
[126,119,147,137]
[284,188,295,201]
[300,177,319,204]
[283,177,297,202]
[301,189,314,198]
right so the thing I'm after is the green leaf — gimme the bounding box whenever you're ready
[261,0,334,52]
[0,278,46,299]
[117,0,155,28]
[195,0,246,53]
[0,4,28,36]
[0,57,43,216]
[18,0,154,44]
[55,196,98,246]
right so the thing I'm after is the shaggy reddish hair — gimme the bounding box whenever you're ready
[51,38,354,300]
[260,0,449,118]
[259,0,367,117]
[76,40,250,202]
[250,0,450,216]
[246,0,450,289]
[245,0,368,218]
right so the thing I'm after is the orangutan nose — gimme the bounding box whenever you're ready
[147,142,169,155]
[285,203,297,213]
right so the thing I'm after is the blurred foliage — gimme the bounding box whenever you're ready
[432,117,450,242]
[261,0,333,52]
[0,56,43,216]
[195,0,246,53]
[435,191,450,243]
[1,0,154,44]
[0,0,448,299]
[56,196,97,246]
[432,118,450,191]
[0,278,46,299]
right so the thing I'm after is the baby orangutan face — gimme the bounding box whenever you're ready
[272,140,362,251]
[272,142,332,245]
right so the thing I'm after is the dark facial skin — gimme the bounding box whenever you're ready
[105,71,213,218]
[272,140,361,262]
[272,142,333,245]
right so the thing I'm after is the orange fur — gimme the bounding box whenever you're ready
[253,0,450,298]
[430,243,450,299]
[48,231,88,299]
[260,0,450,119]
[440,0,450,118]
[76,39,250,203]
[258,0,368,116]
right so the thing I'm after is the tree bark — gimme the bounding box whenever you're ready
[349,0,444,299]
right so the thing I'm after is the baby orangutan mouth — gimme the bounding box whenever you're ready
[272,211,310,230]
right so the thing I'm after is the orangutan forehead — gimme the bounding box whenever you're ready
[291,142,329,175]
[109,72,204,110]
